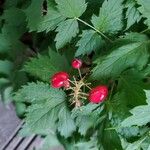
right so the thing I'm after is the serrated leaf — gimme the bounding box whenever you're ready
[57,106,76,138]
[55,19,79,49]
[75,30,102,56]
[39,134,64,150]
[136,0,150,28]
[24,51,69,82]
[122,90,150,127]
[91,0,123,34]
[125,0,141,29]
[25,0,44,31]
[91,41,150,79]
[19,82,66,134]
[72,103,104,135]
[14,82,60,103]
[38,7,65,33]
[55,0,87,18]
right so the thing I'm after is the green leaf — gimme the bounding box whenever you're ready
[125,0,141,29]
[15,82,76,137]
[20,82,66,134]
[75,30,102,56]
[39,134,64,150]
[120,136,147,150]
[122,90,150,127]
[0,78,10,88]
[57,106,76,138]
[4,0,19,8]
[0,35,11,53]
[0,8,26,54]
[55,0,87,18]
[143,64,150,76]
[38,7,65,33]
[14,82,59,103]
[55,19,79,49]
[136,0,150,28]
[91,41,150,79]
[0,60,13,75]
[118,73,146,106]
[145,90,150,104]
[75,138,99,150]
[91,0,123,34]
[72,103,104,135]
[25,0,44,31]
[24,51,69,82]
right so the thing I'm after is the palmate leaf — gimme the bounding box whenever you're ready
[55,19,79,49]
[55,0,87,18]
[24,50,69,82]
[91,0,123,34]
[122,90,150,127]
[15,82,76,137]
[75,30,102,56]
[91,40,150,79]
[38,7,66,33]
[125,0,141,29]
[136,0,150,28]
[25,0,44,31]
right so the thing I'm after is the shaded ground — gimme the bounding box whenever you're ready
[0,101,42,150]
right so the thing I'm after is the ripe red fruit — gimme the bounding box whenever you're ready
[51,72,70,88]
[89,85,108,103]
[72,59,82,69]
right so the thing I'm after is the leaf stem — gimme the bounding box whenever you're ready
[75,17,113,43]
[108,81,115,101]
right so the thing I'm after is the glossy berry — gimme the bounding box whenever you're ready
[89,85,108,103]
[72,59,82,69]
[51,72,69,88]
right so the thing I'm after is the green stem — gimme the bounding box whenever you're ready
[75,17,113,43]
[108,81,115,101]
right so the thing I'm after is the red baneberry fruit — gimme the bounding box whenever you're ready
[51,72,69,88]
[72,59,82,69]
[89,85,108,103]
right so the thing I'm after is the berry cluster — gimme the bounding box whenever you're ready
[51,59,108,107]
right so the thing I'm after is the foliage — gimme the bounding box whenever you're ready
[0,0,150,149]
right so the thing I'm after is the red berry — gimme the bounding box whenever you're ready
[72,59,82,69]
[51,72,69,88]
[89,85,108,103]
